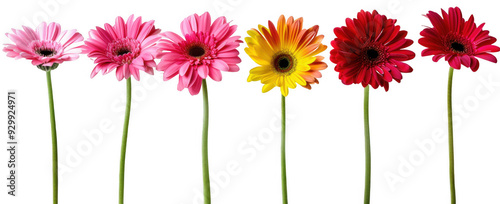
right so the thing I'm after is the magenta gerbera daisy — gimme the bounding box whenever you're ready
[419,7,500,71]
[82,15,161,80]
[4,22,83,70]
[419,7,499,204]
[330,10,415,91]
[156,12,242,95]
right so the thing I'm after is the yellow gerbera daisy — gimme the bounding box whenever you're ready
[245,15,328,96]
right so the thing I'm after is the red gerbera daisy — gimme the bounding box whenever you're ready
[330,10,415,91]
[419,7,500,71]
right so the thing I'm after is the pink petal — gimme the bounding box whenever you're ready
[448,56,461,69]
[198,12,211,34]
[115,16,126,38]
[179,61,191,76]
[188,77,203,95]
[161,31,184,43]
[208,67,222,81]
[476,45,500,53]
[212,59,229,71]
[432,55,445,62]
[198,64,209,79]
[127,16,142,39]
[130,64,140,80]
[460,55,471,67]
[475,53,497,63]
[470,57,480,72]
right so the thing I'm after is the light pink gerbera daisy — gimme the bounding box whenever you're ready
[156,12,242,95]
[3,22,83,70]
[82,15,161,80]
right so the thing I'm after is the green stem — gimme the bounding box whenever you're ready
[281,95,288,204]
[363,86,371,204]
[447,67,456,204]
[46,70,58,204]
[202,79,211,204]
[119,78,132,204]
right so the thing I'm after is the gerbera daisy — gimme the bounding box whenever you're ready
[330,10,416,204]
[246,15,328,97]
[81,15,161,204]
[244,15,327,204]
[82,15,161,80]
[419,7,499,71]
[156,12,242,204]
[4,22,83,204]
[156,12,242,95]
[419,7,499,204]
[330,10,415,91]
[4,22,83,70]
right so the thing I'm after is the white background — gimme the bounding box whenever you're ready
[1,0,500,203]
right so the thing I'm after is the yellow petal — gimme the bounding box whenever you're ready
[286,76,297,89]
[262,73,278,84]
[276,75,284,86]
[249,66,272,75]
[262,83,275,93]
[298,56,316,65]
[291,73,307,86]
[280,84,289,97]
[247,73,262,82]
[296,63,311,71]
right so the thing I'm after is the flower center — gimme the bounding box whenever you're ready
[361,45,387,67]
[116,48,131,56]
[31,40,61,58]
[273,52,296,74]
[451,42,465,52]
[188,45,206,58]
[278,58,290,69]
[366,49,379,60]
[444,33,474,54]
[37,49,57,57]
[107,38,141,64]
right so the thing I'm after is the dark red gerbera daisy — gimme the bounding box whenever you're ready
[330,10,415,91]
[419,7,500,71]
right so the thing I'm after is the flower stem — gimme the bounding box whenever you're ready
[46,70,58,204]
[119,78,132,204]
[363,86,371,204]
[281,95,288,204]
[447,67,456,204]
[202,79,211,204]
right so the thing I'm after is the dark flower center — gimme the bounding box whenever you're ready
[278,58,290,69]
[451,42,465,52]
[360,45,388,67]
[366,49,379,60]
[273,54,295,73]
[116,48,131,56]
[188,45,206,57]
[37,49,56,57]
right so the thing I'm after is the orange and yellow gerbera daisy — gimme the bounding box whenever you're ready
[245,15,328,96]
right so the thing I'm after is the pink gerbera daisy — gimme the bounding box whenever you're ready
[419,7,500,71]
[156,12,242,95]
[82,15,161,80]
[3,22,83,70]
